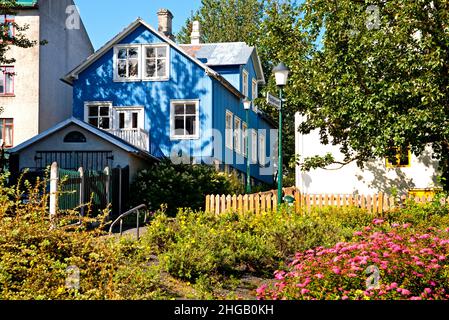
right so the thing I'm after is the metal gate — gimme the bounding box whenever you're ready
[35,151,113,171]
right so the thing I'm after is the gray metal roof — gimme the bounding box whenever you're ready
[179,42,254,66]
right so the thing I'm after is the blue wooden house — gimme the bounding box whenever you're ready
[37,9,276,186]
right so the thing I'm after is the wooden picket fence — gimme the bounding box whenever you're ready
[205,187,448,215]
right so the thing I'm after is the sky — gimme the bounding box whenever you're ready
[75,0,202,50]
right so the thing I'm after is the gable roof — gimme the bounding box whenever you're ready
[8,117,159,162]
[180,42,266,84]
[62,18,244,99]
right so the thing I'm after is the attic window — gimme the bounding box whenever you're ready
[64,131,87,143]
[143,45,169,80]
[114,46,140,81]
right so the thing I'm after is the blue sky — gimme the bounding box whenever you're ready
[75,0,202,50]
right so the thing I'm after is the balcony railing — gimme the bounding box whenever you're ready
[108,128,149,151]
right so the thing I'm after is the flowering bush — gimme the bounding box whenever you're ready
[257,219,449,300]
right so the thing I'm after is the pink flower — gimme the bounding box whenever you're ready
[274,271,285,280]
[332,267,341,275]
[373,218,384,225]
[402,223,411,229]
[315,273,324,279]
[342,295,349,300]
[388,283,398,290]
[401,289,411,296]
[419,234,430,239]
[392,223,400,227]
[410,296,422,300]
[424,288,432,294]
[301,289,310,295]
[256,284,267,295]
[354,231,363,236]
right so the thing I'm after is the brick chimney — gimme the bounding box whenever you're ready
[157,9,174,40]
[191,21,201,45]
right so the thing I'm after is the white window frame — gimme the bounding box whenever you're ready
[113,106,144,130]
[84,101,113,130]
[225,110,233,150]
[242,69,249,97]
[142,44,170,81]
[234,116,242,154]
[170,99,200,140]
[259,131,266,166]
[252,79,258,112]
[113,45,141,82]
[251,129,258,164]
[242,122,248,158]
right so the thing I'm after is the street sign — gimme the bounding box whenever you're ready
[266,92,281,109]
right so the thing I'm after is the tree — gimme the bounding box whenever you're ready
[0,0,40,64]
[284,0,449,190]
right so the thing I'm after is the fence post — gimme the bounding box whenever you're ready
[49,162,58,227]
[78,167,85,217]
[205,195,210,212]
[118,166,122,215]
[104,166,111,219]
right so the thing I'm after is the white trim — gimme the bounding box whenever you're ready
[259,131,266,167]
[242,122,248,158]
[234,116,242,154]
[242,69,249,97]
[252,78,258,112]
[225,110,233,150]
[113,45,142,82]
[142,44,170,81]
[251,129,258,164]
[170,99,200,140]
[113,106,144,130]
[84,101,113,129]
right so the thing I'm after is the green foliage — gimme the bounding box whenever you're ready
[0,173,170,300]
[129,159,243,216]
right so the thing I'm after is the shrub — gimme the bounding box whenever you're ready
[130,159,242,216]
[257,219,449,300]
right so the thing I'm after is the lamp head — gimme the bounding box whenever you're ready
[273,62,290,87]
[243,98,251,110]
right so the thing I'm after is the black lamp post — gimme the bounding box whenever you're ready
[273,62,290,206]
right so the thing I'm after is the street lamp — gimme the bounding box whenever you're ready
[273,62,290,206]
[243,98,252,194]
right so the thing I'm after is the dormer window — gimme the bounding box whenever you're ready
[114,46,140,80]
[144,45,169,80]
[113,44,169,82]
[242,69,249,97]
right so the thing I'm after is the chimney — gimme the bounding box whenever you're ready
[157,9,174,40]
[191,21,201,45]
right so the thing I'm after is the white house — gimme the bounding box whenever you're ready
[295,113,440,195]
[1,0,93,148]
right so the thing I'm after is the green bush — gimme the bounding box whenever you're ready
[130,159,243,216]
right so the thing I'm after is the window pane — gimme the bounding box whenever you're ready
[157,47,167,58]
[185,104,196,115]
[88,118,98,127]
[157,59,166,77]
[129,59,139,77]
[186,116,196,135]
[88,106,98,116]
[174,104,185,115]
[128,47,138,59]
[119,113,125,129]
[99,106,109,116]
[0,77,4,94]
[4,125,12,146]
[146,47,155,58]
[118,60,127,77]
[132,112,138,129]
[146,59,156,78]
[99,117,110,129]
[174,117,185,131]
[5,72,12,93]
[118,48,127,59]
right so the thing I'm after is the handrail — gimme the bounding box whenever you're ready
[108,204,148,240]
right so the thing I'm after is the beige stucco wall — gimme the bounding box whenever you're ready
[295,113,440,195]
[16,124,151,182]
[1,11,40,146]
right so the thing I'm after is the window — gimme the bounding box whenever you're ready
[132,112,138,129]
[242,69,249,97]
[114,46,140,80]
[0,118,13,148]
[242,122,248,157]
[386,147,411,168]
[64,131,86,143]
[116,107,143,130]
[144,45,169,80]
[225,111,233,149]
[259,132,266,166]
[170,100,199,139]
[0,66,14,95]
[234,117,241,154]
[252,79,258,112]
[85,102,112,129]
[251,129,258,164]
[0,15,14,40]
